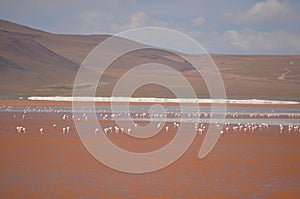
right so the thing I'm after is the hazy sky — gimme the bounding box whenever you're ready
[1,0,300,54]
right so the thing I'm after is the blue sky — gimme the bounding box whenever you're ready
[1,0,300,54]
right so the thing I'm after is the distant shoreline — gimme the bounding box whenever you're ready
[28,96,300,105]
[0,98,300,107]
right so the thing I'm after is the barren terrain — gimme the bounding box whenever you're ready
[1,19,299,100]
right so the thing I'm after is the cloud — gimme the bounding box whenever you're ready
[222,29,300,53]
[71,10,169,34]
[191,16,205,27]
[122,11,149,29]
[120,11,168,30]
[75,10,104,32]
[223,0,295,25]
[70,9,125,34]
[66,9,170,34]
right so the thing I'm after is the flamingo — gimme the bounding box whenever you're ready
[104,128,108,134]
[225,126,230,133]
[114,126,119,133]
[165,126,169,133]
[66,126,70,133]
[16,126,22,133]
[157,123,161,128]
[198,128,203,135]
[279,124,283,134]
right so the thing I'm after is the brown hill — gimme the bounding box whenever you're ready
[0,19,299,100]
[0,56,29,72]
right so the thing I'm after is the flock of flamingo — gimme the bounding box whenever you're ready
[0,105,299,136]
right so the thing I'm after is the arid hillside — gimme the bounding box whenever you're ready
[0,19,299,100]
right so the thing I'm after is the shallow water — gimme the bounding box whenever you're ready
[1,101,300,198]
[1,104,300,124]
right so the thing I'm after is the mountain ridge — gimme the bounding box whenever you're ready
[0,19,299,100]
